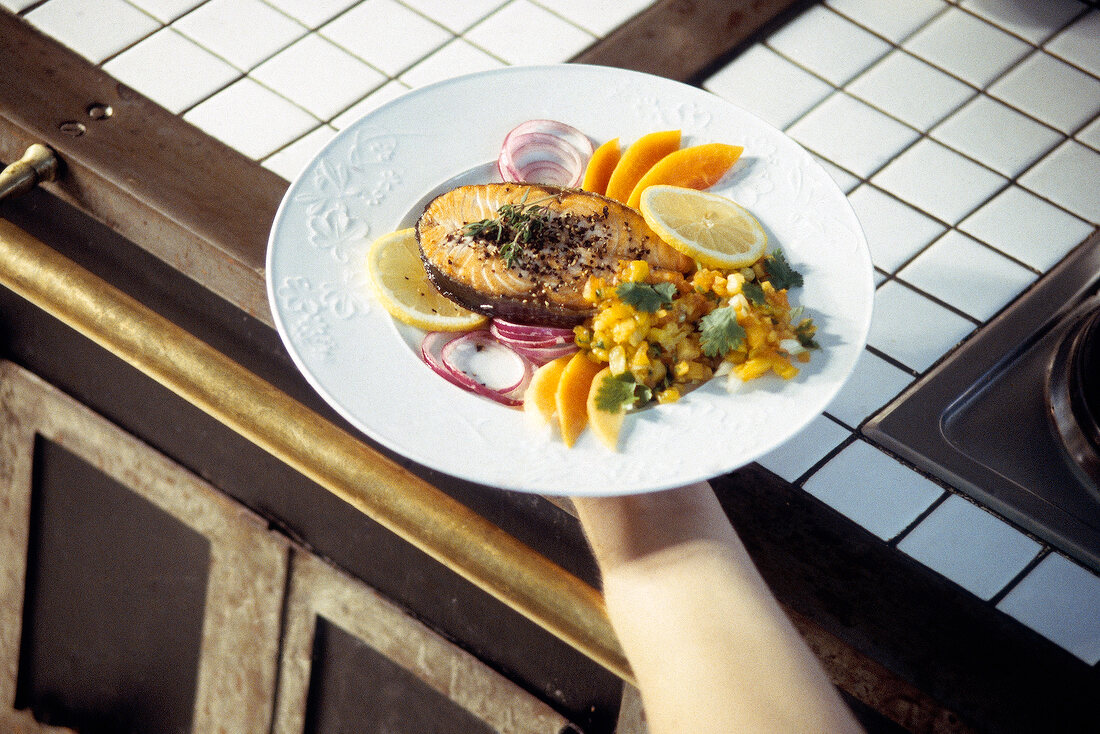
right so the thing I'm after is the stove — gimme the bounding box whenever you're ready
[865,230,1100,575]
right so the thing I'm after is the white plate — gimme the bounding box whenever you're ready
[266,64,873,496]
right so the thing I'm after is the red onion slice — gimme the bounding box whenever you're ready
[438,330,534,407]
[490,318,576,343]
[421,331,467,388]
[490,322,574,349]
[506,342,578,366]
[498,119,594,188]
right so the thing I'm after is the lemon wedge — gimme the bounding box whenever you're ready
[366,228,487,331]
[638,185,767,269]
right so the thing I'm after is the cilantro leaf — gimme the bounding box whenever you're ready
[763,248,803,290]
[616,281,677,313]
[699,305,746,358]
[742,280,766,306]
[795,318,819,349]
[594,372,652,413]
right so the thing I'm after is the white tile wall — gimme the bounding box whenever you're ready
[896,230,1036,322]
[897,494,1042,600]
[25,0,161,63]
[902,6,1031,86]
[701,0,1100,666]
[846,49,974,131]
[11,0,1100,665]
[929,94,1063,177]
[802,440,944,540]
[103,27,239,114]
[867,279,976,373]
[997,553,1100,665]
[11,0,650,175]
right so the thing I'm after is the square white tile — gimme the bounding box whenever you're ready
[897,230,1037,322]
[959,185,1094,271]
[812,155,862,193]
[755,414,850,483]
[261,124,337,180]
[847,49,975,131]
[320,0,452,76]
[867,279,976,373]
[250,34,386,120]
[103,28,239,114]
[183,77,319,159]
[1077,114,1100,153]
[997,553,1100,664]
[825,348,913,427]
[767,4,891,85]
[172,0,306,71]
[398,0,507,33]
[532,0,654,37]
[959,0,1085,44]
[902,7,1031,88]
[826,0,947,43]
[988,50,1100,135]
[124,0,202,23]
[331,79,411,129]
[1,0,42,11]
[847,184,946,272]
[930,93,1063,178]
[897,494,1042,600]
[803,439,944,540]
[25,0,161,64]
[787,92,920,178]
[1019,139,1100,223]
[871,137,1008,224]
[1044,9,1100,77]
[262,0,359,29]
[703,45,834,131]
[398,37,506,89]
[465,1,596,65]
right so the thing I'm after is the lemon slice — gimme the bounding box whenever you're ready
[638,185,767,269]
[366,228,487,331]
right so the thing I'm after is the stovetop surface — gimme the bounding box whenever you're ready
[866,232,1100,574]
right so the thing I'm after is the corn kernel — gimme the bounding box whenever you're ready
[612,319,636,344]
[735,358,772,381]
[626,260,650,283]
[583,277,604,303]
[657,387,681,404]
[609,345,627,374]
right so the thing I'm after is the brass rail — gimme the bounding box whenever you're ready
[0,216,632,683]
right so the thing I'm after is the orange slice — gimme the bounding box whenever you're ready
[586,368,626,450]
[626,142,744,209]
[555,351,604,447]
[523,353,571,422]
[604,129,681,204]
[581,137,621,196]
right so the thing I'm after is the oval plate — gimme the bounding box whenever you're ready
[266,64,873,496]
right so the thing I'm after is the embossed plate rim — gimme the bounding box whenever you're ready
[266,64,873,496]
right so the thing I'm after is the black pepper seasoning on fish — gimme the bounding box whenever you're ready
[415,183,694,326]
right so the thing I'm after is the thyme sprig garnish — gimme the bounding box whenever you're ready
[462,189,563,267]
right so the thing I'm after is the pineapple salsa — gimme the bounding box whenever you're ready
[575,250,818,414]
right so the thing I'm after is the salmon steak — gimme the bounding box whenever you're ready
[415,183,695,326]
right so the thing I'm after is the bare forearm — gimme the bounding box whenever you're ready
[573,483,863,734]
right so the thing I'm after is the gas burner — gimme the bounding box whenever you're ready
[1046,297,1100,493]
[865,231,1100,574]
